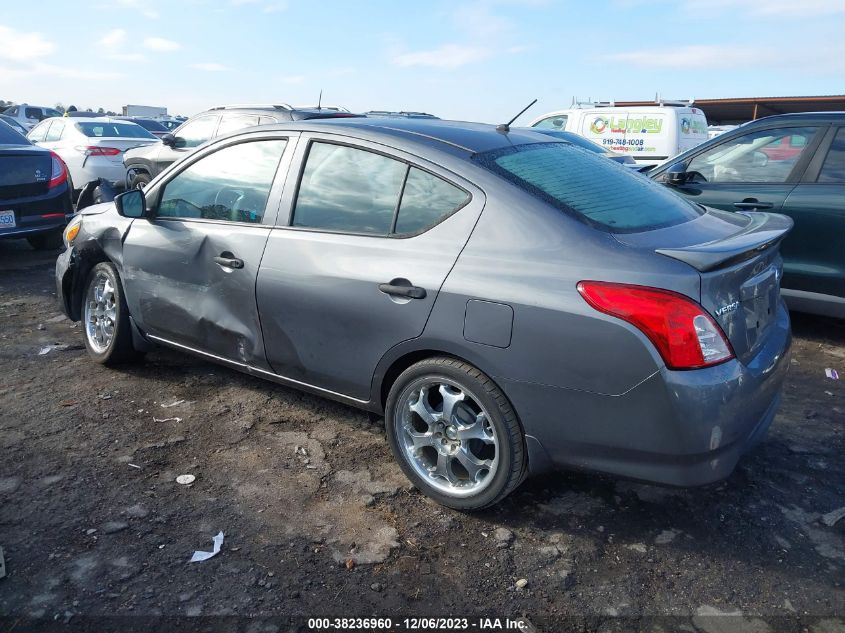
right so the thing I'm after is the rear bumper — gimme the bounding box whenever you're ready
[506,301,792,486]
[0,187,73,239]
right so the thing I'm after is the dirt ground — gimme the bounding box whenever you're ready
[0,239,843,632]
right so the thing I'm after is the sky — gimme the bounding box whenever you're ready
[1,0,844,124]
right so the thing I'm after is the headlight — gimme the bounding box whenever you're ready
[63,216,82,248]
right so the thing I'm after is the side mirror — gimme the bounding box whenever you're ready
[115,189,147,219]
[161,133,176,147]
[665,162,688,185]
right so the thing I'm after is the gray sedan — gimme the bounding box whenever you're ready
[55,118,792,509]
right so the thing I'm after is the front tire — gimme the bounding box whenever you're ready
[81,262,141,365]
[129,172,151,190]
[385,357,527,510]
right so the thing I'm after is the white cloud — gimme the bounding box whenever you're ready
[110,0,159,19]
[604,45,771,69]
[263,1,288,12]
[0,25,55,61]
[99,28,126,48]
[392,44,492,69]
[190,62,230,72]
[108,53,147,62]
[143,37,181,52]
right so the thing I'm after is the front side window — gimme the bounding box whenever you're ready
[474,142,703,232]
[27,121,50,142]
[818,127,845,183]
[686,126,818,183]
[158,139,287,223]
[532,115,568,130]
[174,115,218,148]
[293,143,407,234]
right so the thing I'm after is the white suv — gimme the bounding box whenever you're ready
[1,104,63,131]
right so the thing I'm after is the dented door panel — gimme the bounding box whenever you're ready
[122,219,272,369]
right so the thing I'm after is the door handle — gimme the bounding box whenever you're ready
[733,199,774,210]
[213,255,244,269]
[378,283,426,299]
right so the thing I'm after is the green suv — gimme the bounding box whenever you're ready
[649,112,845,319]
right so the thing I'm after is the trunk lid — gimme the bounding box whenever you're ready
[614,207,793,363]
[0,146,52,199]
[87,138,157,164]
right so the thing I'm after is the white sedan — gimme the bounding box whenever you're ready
[27,117,158,196]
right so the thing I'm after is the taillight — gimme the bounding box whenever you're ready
[75,146,121,156]
[577,281,734,370]
[48,152,67,189]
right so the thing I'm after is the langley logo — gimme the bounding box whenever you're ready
[715,301,740,316]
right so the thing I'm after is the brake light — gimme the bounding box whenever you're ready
[75,146,121,156]
[48,152,67,189]
[577,281,734,370]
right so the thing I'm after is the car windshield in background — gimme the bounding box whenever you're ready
[0,121,28,145]
[131,119,168,133]
[75,122,156,139]
[473,142,703,232]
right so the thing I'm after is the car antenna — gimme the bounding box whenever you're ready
[496,98,537,133]
[317,89,322,110]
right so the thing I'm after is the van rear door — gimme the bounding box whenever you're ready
[678,108,709,154]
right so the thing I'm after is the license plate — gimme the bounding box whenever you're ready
[0,210,16,229]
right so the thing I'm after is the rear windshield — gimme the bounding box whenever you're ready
[75,122,156,139]
[473,142,703,232]
[0,121,28,145]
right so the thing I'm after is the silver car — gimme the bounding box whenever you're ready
[55,119,792,509]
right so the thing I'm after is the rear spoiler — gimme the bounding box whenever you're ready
[656,212,793,272]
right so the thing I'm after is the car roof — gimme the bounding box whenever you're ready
[743,111,845,125]
[259,117,557,155]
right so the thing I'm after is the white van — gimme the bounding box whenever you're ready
[527,102,708,166]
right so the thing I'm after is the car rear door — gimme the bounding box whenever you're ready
[121,133,295,367]
[778,125,845,302]
[255,135,485,401]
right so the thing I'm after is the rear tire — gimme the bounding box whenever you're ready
[129,172,151,190]
[81,262,142,365]
[385,357,527,510]
[27,230,63,251]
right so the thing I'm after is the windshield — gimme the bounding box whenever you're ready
[473,142,703,233]
[75,122,156,139]
[130,119,168,132]
[0,120,29,144]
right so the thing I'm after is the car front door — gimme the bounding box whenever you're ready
[255,136,485,401]
[121,133,295,367]
[778,125,845,302]
[153,114,220,176]
[668,125,824,215]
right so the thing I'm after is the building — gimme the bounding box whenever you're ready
[614,96,845,125]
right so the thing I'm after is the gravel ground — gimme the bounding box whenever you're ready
[0,239,843,632]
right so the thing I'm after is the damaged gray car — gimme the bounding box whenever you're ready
[56,118,792,509]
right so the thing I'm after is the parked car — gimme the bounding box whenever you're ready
[27,117,157,200]
[115,117,171,139]
[0,114,29,135]
[123,104,360,190]
[648,112,845,319]
[526,128,638,167]
[157,119,182,131]
[56,119,792,509]
[528,101,709,166]
[0,121,73,249]
[1,104,63,131]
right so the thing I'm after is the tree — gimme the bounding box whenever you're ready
[54,103,65,114]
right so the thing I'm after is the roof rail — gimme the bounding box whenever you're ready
[208,103,293,111]
[656,98,695,107]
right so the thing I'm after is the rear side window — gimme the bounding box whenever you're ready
[27,122,50,143]
[45,121,64,142]
[293,143,407,234]
[818,128,845,183]
[75,122,156,139]
[25,107,43,120]
[395,168,469,234]
[217,115,259,136]
[473,142,702,233]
